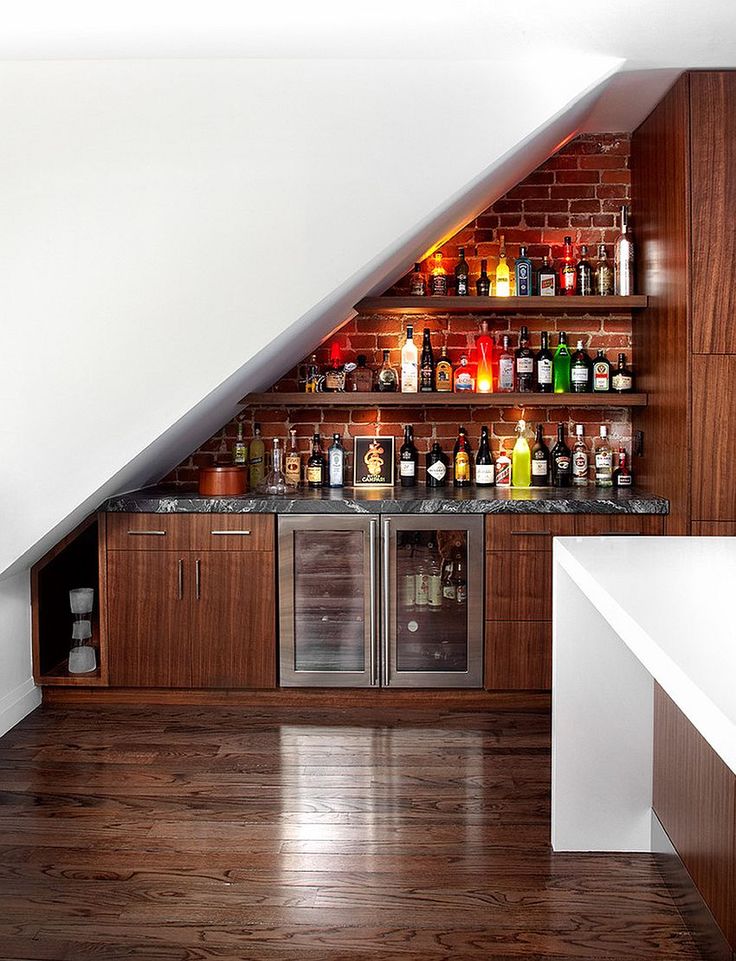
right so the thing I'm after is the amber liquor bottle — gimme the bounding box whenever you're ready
[453,427,473,488]
[559,236,577,295]
[409,262,426,296]
[419,328,435,392]
[430,252,448,296]
[307,434,325,489]
[612,352,634,393]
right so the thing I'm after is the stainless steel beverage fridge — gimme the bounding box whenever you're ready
[278,515,483,687]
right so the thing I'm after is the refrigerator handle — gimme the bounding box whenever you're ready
[382,517,391,687]
[368,518,378,686]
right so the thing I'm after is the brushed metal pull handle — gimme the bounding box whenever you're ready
[211,530,251,536]
[177,559,184,600]
[601,531,642,536]
[369,519,378,686]
[195,559,201,600]
[511,530,551,536]
[128,530,167,536]
[382,518,391,687]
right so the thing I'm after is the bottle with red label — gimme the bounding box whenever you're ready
[592,350,612,392]
[495,449,512,487]
[559,236,577,296]
[613,448,633,487]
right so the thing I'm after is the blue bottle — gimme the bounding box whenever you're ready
[514,245,533,297]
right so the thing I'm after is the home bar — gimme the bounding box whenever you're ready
[18,70,736,960]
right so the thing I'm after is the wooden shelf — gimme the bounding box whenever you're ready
[355,295,648,313]
[39,656,104,687]
[244,392,648,408]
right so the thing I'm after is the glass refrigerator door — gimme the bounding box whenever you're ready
[279,516,378,687]
[383,515,483,688]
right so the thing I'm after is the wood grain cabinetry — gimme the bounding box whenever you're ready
[486,550,552,622]
[485,621,551,690]
[691,356,736,521]
[106,513,276,690]
[574,515,664,537]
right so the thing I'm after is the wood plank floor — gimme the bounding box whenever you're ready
[0,705,702,961]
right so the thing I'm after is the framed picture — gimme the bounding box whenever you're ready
[352,435,395,488]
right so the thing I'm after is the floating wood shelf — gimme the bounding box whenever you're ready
[355,295,648,313]
[39,656,104,687]
[244,392,648,408]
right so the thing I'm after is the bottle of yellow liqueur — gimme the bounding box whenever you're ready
[434,346,453,392]
[495,235,511,297]
[429,251,448,296]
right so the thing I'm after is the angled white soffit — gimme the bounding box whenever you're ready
[0,55,623,575]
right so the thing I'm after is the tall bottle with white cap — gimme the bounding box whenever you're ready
[594,426,613,487]
[614,206,635,295]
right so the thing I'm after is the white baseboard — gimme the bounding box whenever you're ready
[0,677,41,738]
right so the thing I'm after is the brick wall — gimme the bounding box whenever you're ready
[165,134,633,487]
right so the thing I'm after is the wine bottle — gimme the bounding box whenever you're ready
[476,258,490,296]
[535,331,553,393]
[475,426,495,487]
[550,423,572,487]
[249,423,265,490]
[515,325,534,392]
[530,424,550,487]
[399,425,419,488]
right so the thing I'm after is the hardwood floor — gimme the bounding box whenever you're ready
[0,705,703,960]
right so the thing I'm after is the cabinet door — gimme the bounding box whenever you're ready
[107,552,191,687]
[692,356,736,521]
[574,515,664,537]
[486,551,551,622]
[690,73,736,353]
[485,621,551,691]
[190,552,276,689]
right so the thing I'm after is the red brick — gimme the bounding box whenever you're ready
[506,184,550,200]
[592,215,616,228]
[550,185,596,200]
[532,199,571,213]
[493,199,523,214]
[523,215,546,228]
[542,155,579,170]
[579,155,628,170]
[597,184,630,199]
[555,169,601,184]
[601,169,631,184]
[570,199,601,214]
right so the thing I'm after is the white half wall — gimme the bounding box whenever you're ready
[0,573,41,735]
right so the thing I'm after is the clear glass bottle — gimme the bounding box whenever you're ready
[454,246,470,296]
[614,205,634,295]
[572,424,589,487]
[409,262,426,296]
[327,433,345,489]
[594,243,614,296]
[497,335,515,392]
[427,541,443,611]
[495,235,511,297]
[511,419,531,488]
[285,428,302,487]
[232,421,248,465]
[377,349,398,392]
[594,426,613,487]
[401,325,418,393]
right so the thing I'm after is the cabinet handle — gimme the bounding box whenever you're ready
[177,559,184,600]
[369,519,378,686]
[128,530,167,536]
[195,559,201,600]
[210,530,251,536]
[511,530,551,536]
[382,518,391,687]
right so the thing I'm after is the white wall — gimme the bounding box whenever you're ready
[0,573,41,735]
[0,54,621,730]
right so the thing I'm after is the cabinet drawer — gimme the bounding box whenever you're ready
[485,621,551,691]
[191,514,274,551]
[486,515,575,552]
[574,515,664,537]
[486,551,551,621]
[107,513,193,551]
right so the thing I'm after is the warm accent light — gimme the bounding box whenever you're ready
[475,320,494,393]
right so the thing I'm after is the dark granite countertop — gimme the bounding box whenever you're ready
[103,485,669,515]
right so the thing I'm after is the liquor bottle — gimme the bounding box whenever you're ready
[613,448,633,487]
[427,541,443,611]
[452,551,467,605]
[429,251,448,296]
[538,255,557,296]
[327,433,345,488]
[550,423,572,487]
[425,442,449,487]
[475,426,495,487]
[535,331,553,393]
[572,424,589,486]
[377,349,398,392]
[306,433,325,489]
[415,546,429,609]
[453,354,474,392]
[232,421,248,465]
[248,423,265,490]
[347,354,374,392]
[594,426,613,487]
[419,328,435,392]
[553,332,571,393]
[614,206,634,295]
[497,334,515,392]
[612,352,634,393]
[571,340,592,393]
[495,449,512,487]
[409,262,426,296]
[531,424,550,487]
[476,258,491,296]
[515,245,533,296]
[594,244,614,296]
[454,246,470,296]
[495,235,511,297]
[434,346,452,392]
[285,429,302,487]
[441,548,458,602]
[576,244,594,296]
[559,236,577,295]
[592,349,612,392]
[401,325,418,393]
[475,320,494,393]
[515,325,534,392]
[399,425,419,488]
[324,342,346,392]
[512,419,531,488]
[453,427,473,488]
[304,353,322,393]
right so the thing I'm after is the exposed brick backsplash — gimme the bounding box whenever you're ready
[164,133,633,487]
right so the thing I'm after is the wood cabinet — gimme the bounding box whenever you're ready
[487,550,552,622]
[106,513,276,690]
[691,356,736,521]
[485,621,551,691]
[574,514,664,537]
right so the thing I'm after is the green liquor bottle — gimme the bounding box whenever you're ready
[553,332,571,393]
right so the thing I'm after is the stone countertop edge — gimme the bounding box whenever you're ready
[102,487,669,515]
